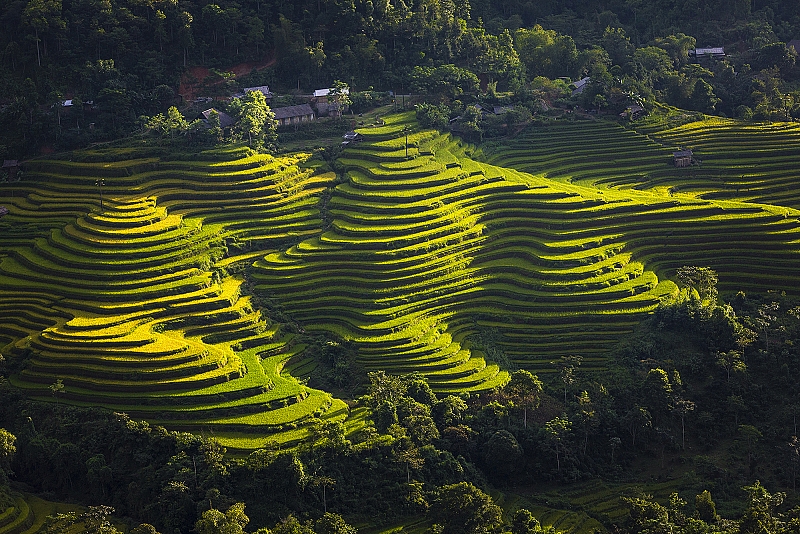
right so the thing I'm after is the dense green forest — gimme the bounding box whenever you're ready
[2,0,800,156]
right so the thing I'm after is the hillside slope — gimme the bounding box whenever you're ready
[2,114,800,447]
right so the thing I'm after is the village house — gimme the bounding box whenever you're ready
[273,104,315,127]
[342,131,363,145]
[198,108,236,129]
[312,87,349,117]
[690,47,725,60]
[674,149,693,167]
[619,104,645,119]
[2,160,20,180]
[571,77,591,97]
[234,86,273,102]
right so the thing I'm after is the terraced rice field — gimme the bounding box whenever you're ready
[3,112,800,446]
[254,113,800,379]
[0,489,80,534]
[0,147,345,450]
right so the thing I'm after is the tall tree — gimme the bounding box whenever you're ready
[195,503,249,534]
[22,0,65,66]
[231,90,276,147]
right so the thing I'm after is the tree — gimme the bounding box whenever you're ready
[576,390,597,456]
[790,436,800,492]
[544,415,571,473]
[409,65,480,99]
[49,378,64,405]
[271,515,314,534]
[695,490,719,522]
[558,355,582,404]
[430,482,503,534]
[22,0,65,67]
[676,266,718,303]
[515,25,579,79]
[622,495,670,534]
[232,90,276,147]
[609,436,622,465]
[195,503,249,534]
[505,370,543,428]
[165,107,188,138]
[0,428,15,481]
[315,513,357,534]
[673,399,695,450]
[624,405,652,448]
[653,33,696,68]
[717,350,746,384]
[690,78,720,113]
[307,475,335,513]
[432,395,467,427]
[395,444,424,483]
[738,424,762,468]
[416,103,450,129]
[483,430,523,480]
[328,81,352,117]
[510,509,546,534]
[739,481,784,534]
[601,27,634,67]
[643,368,673,425]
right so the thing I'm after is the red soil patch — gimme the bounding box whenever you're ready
[178,53,276,101]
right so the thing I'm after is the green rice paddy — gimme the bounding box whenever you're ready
[3,111,800,449]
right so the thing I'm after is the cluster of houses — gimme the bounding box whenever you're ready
[196,85,350,131]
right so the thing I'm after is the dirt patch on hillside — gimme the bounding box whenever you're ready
[179,54,276,101]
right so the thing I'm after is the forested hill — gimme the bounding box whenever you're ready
[2,0,800,157]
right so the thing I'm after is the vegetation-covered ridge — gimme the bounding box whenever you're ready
[0,145,344,450]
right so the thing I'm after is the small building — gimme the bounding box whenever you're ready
[312,87,349,103]
[273,104,315,127]
[198,108,236,128]
[674,149,693,167]
[239,86,273,102]
[0,206,8,218]
[690,47,725,60]
[342,131,363,145]
[492,105,515,115]
[620,104,645,119]
[312,87,350,117]
[2,160,20,180]
[571,77,591,97]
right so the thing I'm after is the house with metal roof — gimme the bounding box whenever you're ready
[690,47,725,60]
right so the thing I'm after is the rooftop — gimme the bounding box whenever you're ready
[691,47,725,56]
[199,108,236,128]
[242,86,272,96]
[313,88,350,98]
[273,104,315,120]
